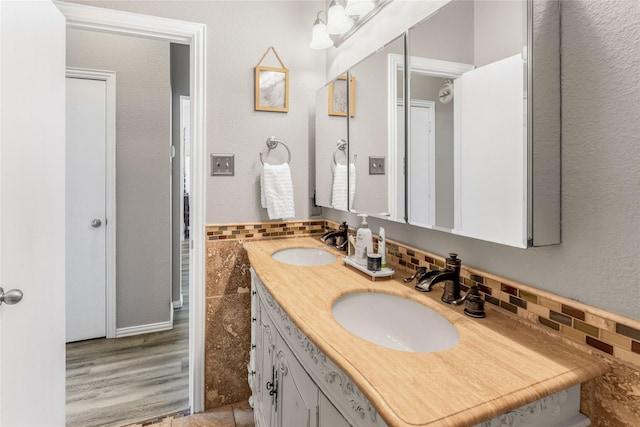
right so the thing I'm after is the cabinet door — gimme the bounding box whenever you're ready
[248,274,258,399]
[255,301,277,427]
[274,333,318,427]
[318,392,351,427]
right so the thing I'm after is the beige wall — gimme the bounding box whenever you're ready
[67,30,172,329]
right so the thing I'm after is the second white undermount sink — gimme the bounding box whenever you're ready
[271,247,337,266]
[332,292,459,353]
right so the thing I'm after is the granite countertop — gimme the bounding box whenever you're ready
[244,237,609,427]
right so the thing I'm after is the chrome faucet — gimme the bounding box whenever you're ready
[320,221,348,251]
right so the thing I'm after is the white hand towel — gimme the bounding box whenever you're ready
[331,163,356,210]
[261,163,295,220]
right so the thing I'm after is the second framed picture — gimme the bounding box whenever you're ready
[328,75,355,117]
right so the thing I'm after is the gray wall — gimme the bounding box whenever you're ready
[348,36,404,215]
[473,0,525,67]
[67,29,172,329]
[170,43,190,304]
[327,0,640,320]
[70,0,325,224]
[68,1,640,320]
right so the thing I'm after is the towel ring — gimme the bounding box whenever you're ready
[333,139,347,165]
[260,136,291,165]
[332,139,356,165]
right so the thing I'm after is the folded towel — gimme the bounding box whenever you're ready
[331,163,356,210]
[261,162,295,220]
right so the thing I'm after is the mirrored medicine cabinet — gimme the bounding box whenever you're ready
[314,0,560,248]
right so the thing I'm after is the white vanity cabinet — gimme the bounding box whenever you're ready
[249,268,385,427]
[249,267,591,427]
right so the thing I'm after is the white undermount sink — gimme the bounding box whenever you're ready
[332,292,459,353]
[271,247,337,266]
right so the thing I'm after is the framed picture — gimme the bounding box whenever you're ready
[328,75,355,117]
[255,65,289,113]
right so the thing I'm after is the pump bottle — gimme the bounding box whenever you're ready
[354,214,373,266]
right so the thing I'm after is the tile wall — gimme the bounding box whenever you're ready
[204,221,325,409]
[205,220,640,425]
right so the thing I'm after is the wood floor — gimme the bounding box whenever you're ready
[66,242,190,427]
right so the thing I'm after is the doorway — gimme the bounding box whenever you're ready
[57,0,207,417]
[65,31,189,426]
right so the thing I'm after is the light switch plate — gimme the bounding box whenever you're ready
[369,156,385,175]
[211,154,235,176]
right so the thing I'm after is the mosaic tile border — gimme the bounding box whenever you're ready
[322,220,640,368]
[206,220,325,241]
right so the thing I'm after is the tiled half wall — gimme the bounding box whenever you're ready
[204,220,640,425]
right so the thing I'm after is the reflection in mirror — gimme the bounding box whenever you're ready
[407,0,529,246]
[394,57,473,229]
[349,35,405,221]
[315,0,559,248]
[315,78,349,211]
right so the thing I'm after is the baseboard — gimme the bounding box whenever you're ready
[172,292,184,309]
[116,319,173,338]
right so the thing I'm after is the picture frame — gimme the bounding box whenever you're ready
[255,65,289,113]
[328,75,355,117]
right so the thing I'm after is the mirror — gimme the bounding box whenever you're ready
[315,77,349,210]
[349,35,405,221]
[407,0,532,246]
[314,0,560,248]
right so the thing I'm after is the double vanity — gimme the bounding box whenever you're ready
[245,237,608,427]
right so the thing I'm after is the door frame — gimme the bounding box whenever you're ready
[66,68,117,339]
[55,1,207,413]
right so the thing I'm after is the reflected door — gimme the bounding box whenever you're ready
[406,100,435,228]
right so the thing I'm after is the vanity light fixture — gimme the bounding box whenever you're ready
[326,0,354,35]
[345,0,375,16]
[309,11,334,49]
[310,0,391,50]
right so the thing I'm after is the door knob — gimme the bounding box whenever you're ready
[91,219,102,228]
[0,287,23,306]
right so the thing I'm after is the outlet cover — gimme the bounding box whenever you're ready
[211,154,235,176]
[369,156,385,175]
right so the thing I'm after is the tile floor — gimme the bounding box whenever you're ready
[126,401,254,427]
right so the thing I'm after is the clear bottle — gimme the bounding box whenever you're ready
[378,226,386,268]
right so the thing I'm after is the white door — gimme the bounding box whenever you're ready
[407,101,435,228]
[66,77,107,343]
[0,1,67,425]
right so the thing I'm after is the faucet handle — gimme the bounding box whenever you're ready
[403,266,427,283]
[452,286,486,318]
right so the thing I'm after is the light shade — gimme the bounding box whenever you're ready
[309,20,334,49]
[326,1,354,35]
[345,0,375,16]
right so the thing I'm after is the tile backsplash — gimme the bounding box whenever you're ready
[206,220,325,241]
[205,219,640,426]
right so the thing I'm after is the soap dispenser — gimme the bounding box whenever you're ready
[354,214,373,266]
